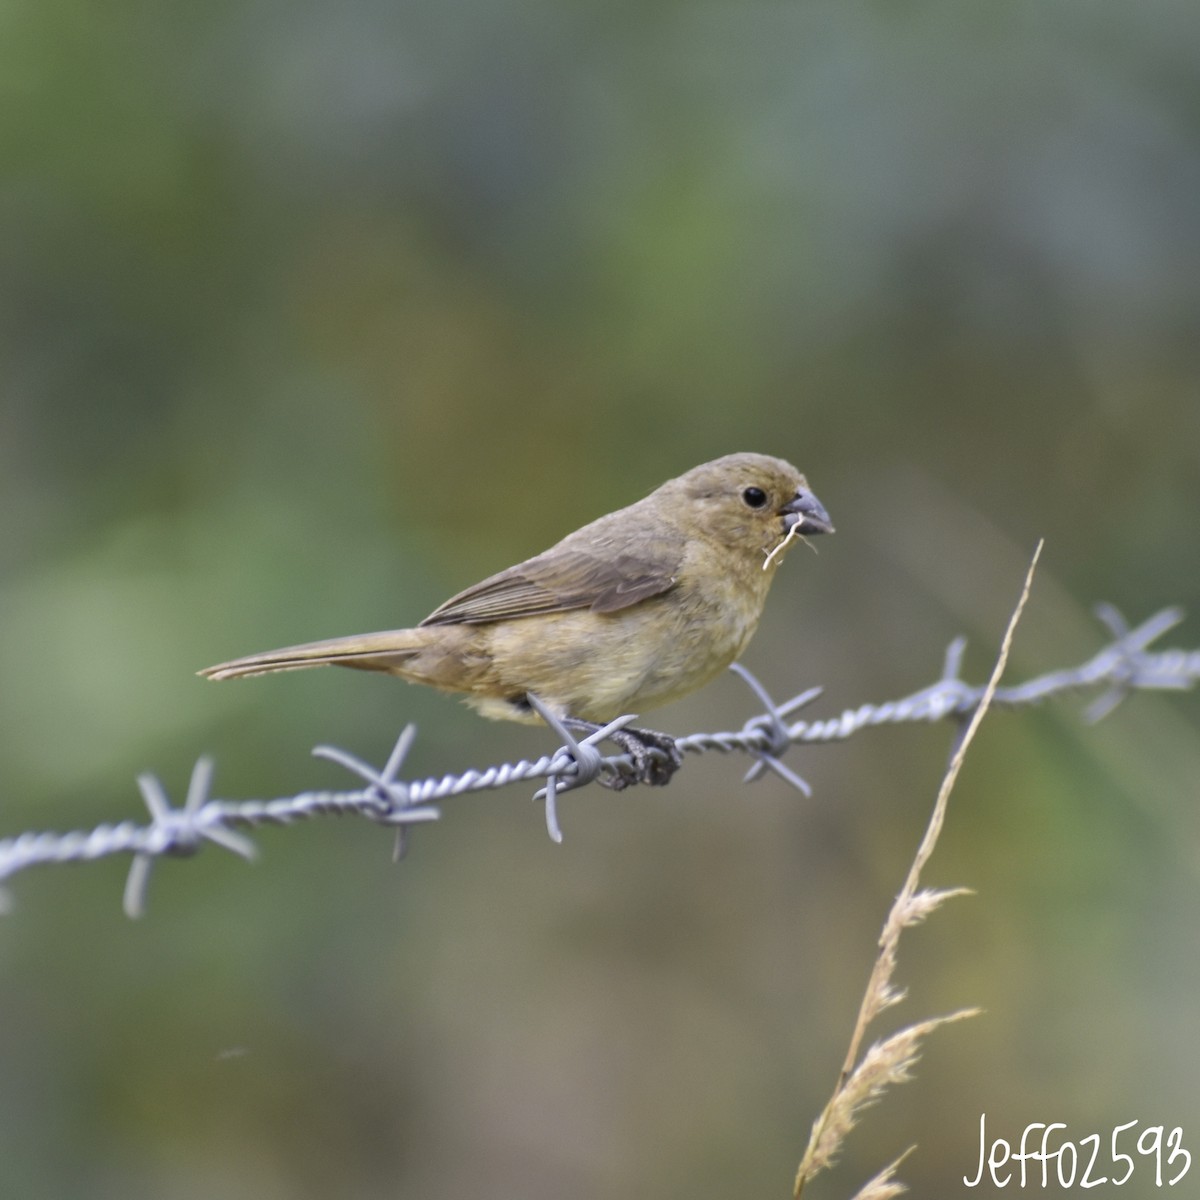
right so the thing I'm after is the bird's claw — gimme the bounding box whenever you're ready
[559,716,683,789]
[598,727,683,789]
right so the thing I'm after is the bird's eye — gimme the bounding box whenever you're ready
[741,486,768,509]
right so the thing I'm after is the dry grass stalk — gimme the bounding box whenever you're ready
[764,521,803,569]
[847,1147,915,1200]
[793,541,1043,1199]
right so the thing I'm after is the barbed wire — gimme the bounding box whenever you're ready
[1,604,1196,917]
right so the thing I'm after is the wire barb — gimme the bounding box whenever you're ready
[525,694,614,843]
[123,757,258,918]
[728,662,818,795]
[0,604,1196,913]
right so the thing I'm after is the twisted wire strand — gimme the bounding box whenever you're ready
[1,605,1196,915]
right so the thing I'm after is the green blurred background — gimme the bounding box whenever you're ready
[2,1,1198,1196]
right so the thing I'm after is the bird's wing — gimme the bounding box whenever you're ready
[419,545,681,626]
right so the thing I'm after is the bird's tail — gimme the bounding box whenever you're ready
[199,629,428,681]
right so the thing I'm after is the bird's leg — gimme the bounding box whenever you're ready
[562,718,683,789]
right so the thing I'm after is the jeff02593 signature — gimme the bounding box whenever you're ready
[966,1113,1191,1189]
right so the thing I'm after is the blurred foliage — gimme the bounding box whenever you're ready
[1,0,1198,1196]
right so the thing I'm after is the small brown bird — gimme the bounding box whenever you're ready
[201,453,832,783]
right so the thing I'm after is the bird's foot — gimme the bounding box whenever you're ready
[564,719,683,789]
[611,726,683,788]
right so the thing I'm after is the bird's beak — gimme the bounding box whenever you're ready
[781,488,834,535]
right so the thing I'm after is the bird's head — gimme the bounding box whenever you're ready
[673,452,834,566]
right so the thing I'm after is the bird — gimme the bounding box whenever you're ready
[200,453,833,786]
